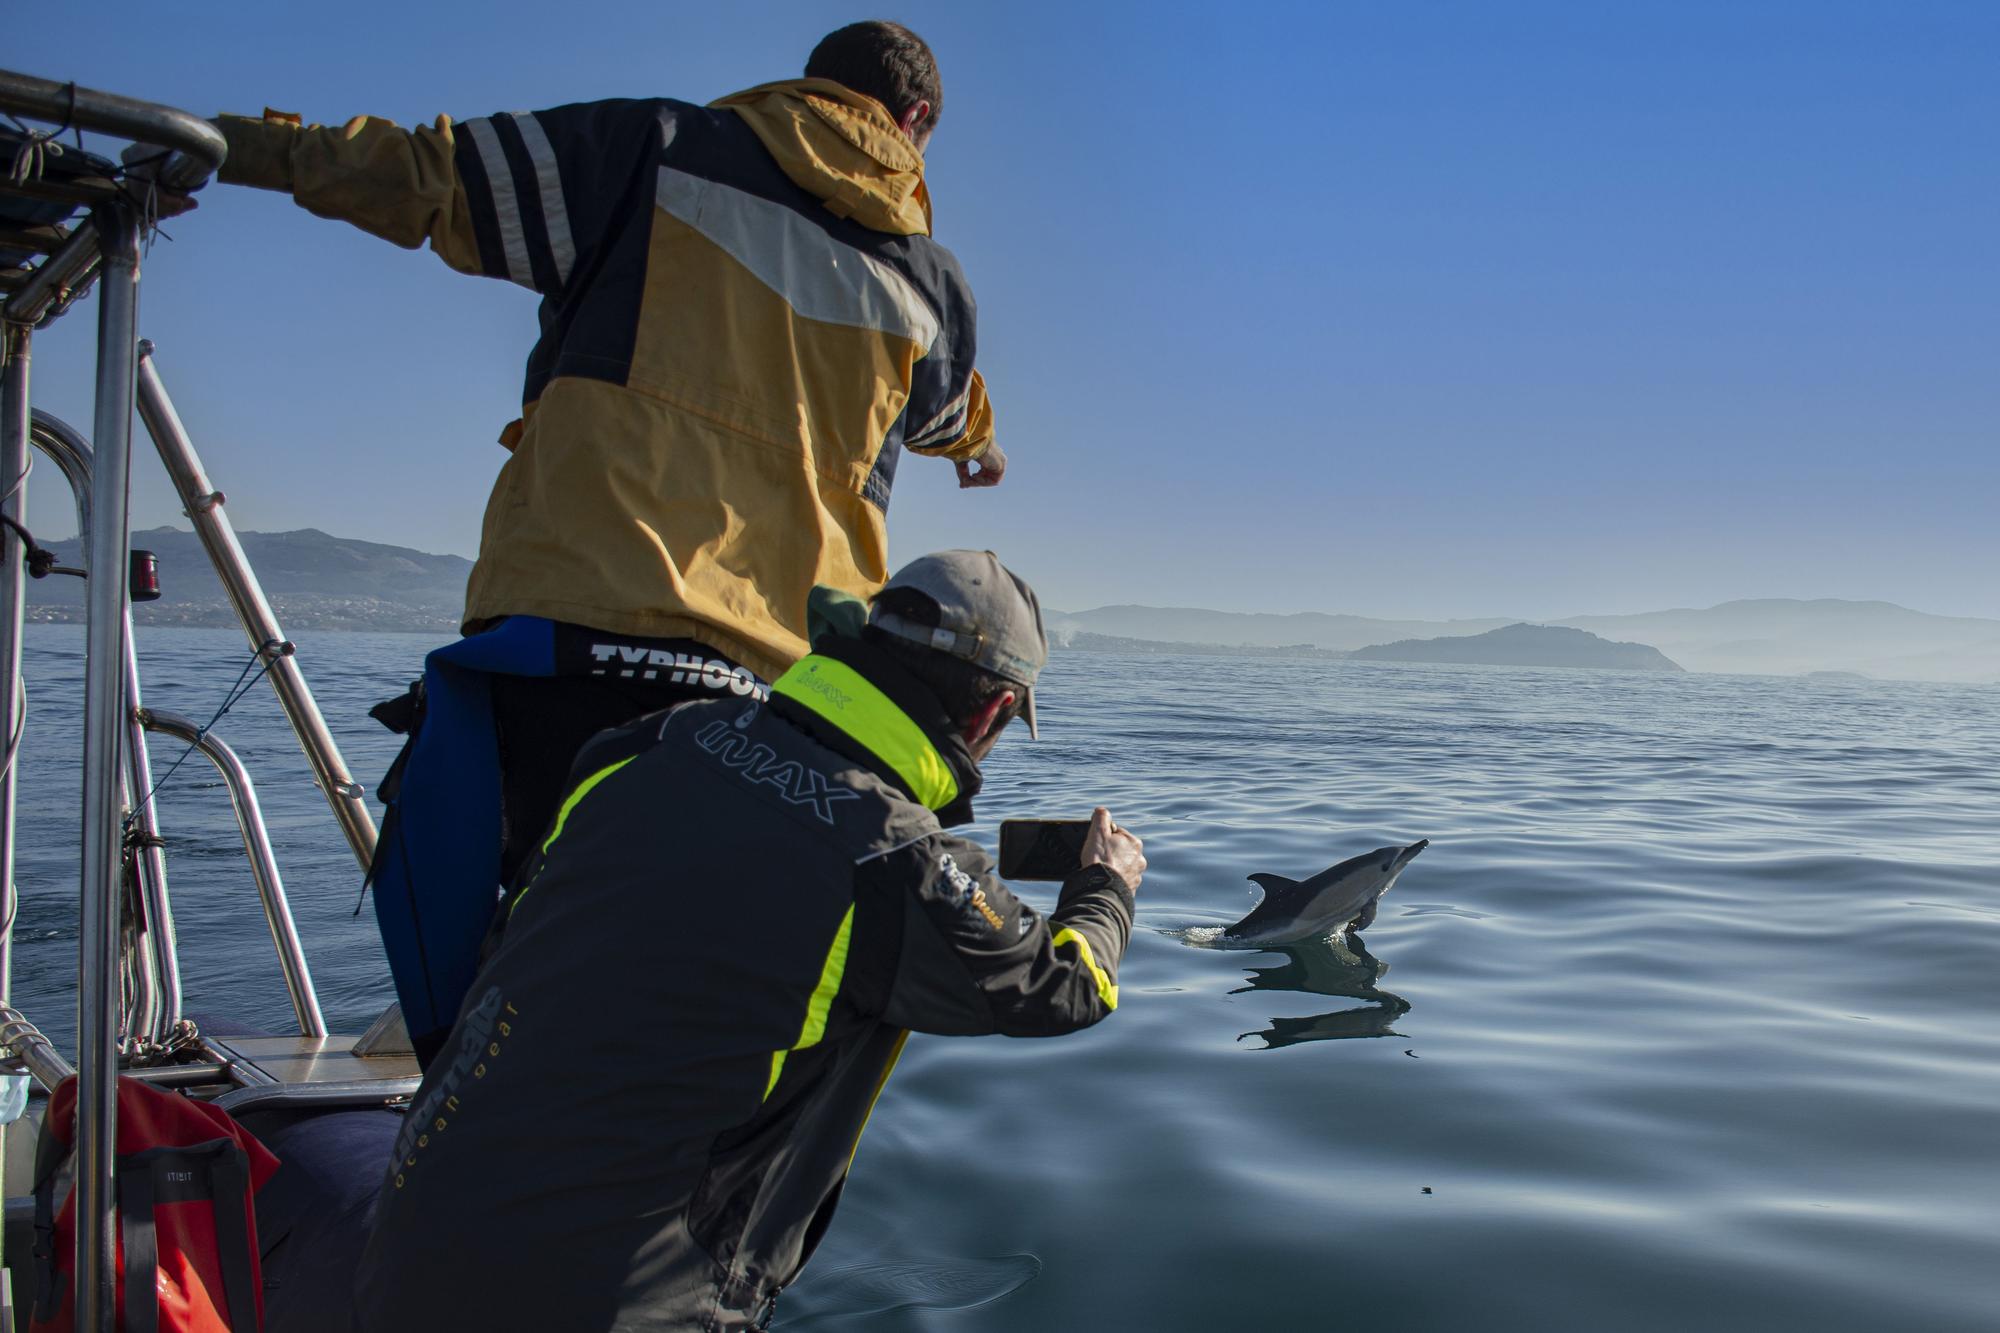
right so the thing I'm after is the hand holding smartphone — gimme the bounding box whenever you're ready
[998,809,1146,888]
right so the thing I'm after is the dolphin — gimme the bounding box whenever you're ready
[1220,841,1428,946]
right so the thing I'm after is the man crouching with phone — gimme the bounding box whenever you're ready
[355,550,1142,1332]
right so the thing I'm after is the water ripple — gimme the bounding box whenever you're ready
[10,632,1999,1330]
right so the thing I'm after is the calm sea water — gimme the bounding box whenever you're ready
[11,626,2000,1330]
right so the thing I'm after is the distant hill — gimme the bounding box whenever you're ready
[25,527,471,633]
[1062,632,1348,660]
[1046,598,1997,683]
[1552,599,2000,682]
[1046,605,1511,652]
[1350,624,1684,672]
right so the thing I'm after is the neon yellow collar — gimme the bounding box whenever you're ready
[771,654,960,810]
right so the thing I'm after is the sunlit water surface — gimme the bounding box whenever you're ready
[12,627,1999,1330]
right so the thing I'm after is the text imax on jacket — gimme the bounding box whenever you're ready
[216,79,996,683]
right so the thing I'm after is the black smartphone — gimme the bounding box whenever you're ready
[998,819,1092,881]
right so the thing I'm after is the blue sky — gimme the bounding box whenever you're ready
[13,1,1997,619]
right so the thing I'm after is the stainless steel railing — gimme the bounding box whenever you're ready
[28,411,182,1044]
[139,709,327,1037]
[20,393,372,1047]
[73,205,142,1327]
[1,69,229,1330]
[0,324,28,1010]
[135,344,380,872]
[0,72,223,193]
[0,69,227,332]
[0,1001,76,1090]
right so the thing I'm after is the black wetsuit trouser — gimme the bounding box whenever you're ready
[488,632,767,887]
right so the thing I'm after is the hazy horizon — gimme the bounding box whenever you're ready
[1049,593,2000,625]
[14,2,1996,622]
[24,525,1999,680]
[34,523,2000,628]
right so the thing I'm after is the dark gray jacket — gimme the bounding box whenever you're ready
[353,635,1132,1331]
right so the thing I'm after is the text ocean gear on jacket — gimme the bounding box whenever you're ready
[352,633,1130,1332]
[214,79,995,684]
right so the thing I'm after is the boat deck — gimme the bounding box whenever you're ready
[206,1035,421,1090]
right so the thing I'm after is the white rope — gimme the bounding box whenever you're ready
[4,126,64,187]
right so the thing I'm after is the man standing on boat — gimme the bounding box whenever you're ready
[352,550,1142,1331]
[200,21,1005,1060]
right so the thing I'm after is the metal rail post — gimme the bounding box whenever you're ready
[0,69,230,1333]
[0,324,27,1007]
[121,614,178,1038]
[0,329,27,1313]
[75,203,142,1333]
[26,413,182,1042]
[136,345,379,871]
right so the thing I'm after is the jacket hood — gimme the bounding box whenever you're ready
[711,78,933,236]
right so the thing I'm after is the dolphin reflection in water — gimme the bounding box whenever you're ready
[1233,932,1410,1049]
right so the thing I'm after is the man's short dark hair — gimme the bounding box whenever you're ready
[805,21,943,131]
[866,587,1020,733]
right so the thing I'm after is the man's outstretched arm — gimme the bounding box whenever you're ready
[213,103,637,294]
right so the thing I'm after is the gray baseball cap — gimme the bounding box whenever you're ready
[868,550,1048,738]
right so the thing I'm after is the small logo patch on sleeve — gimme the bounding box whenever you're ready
[939,854,1004,931]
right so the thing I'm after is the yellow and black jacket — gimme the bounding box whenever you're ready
[353,632,1130,1330]
[217,80,995,682]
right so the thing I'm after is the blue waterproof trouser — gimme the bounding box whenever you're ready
[367,618,767,1062]
[366,617,557,1062]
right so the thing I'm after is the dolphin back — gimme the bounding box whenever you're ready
[1230,874,1311,935]
[1223,841,1428,943]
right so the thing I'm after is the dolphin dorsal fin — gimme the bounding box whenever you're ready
[1233,872,1310,932]
[1246,873,1301,901]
